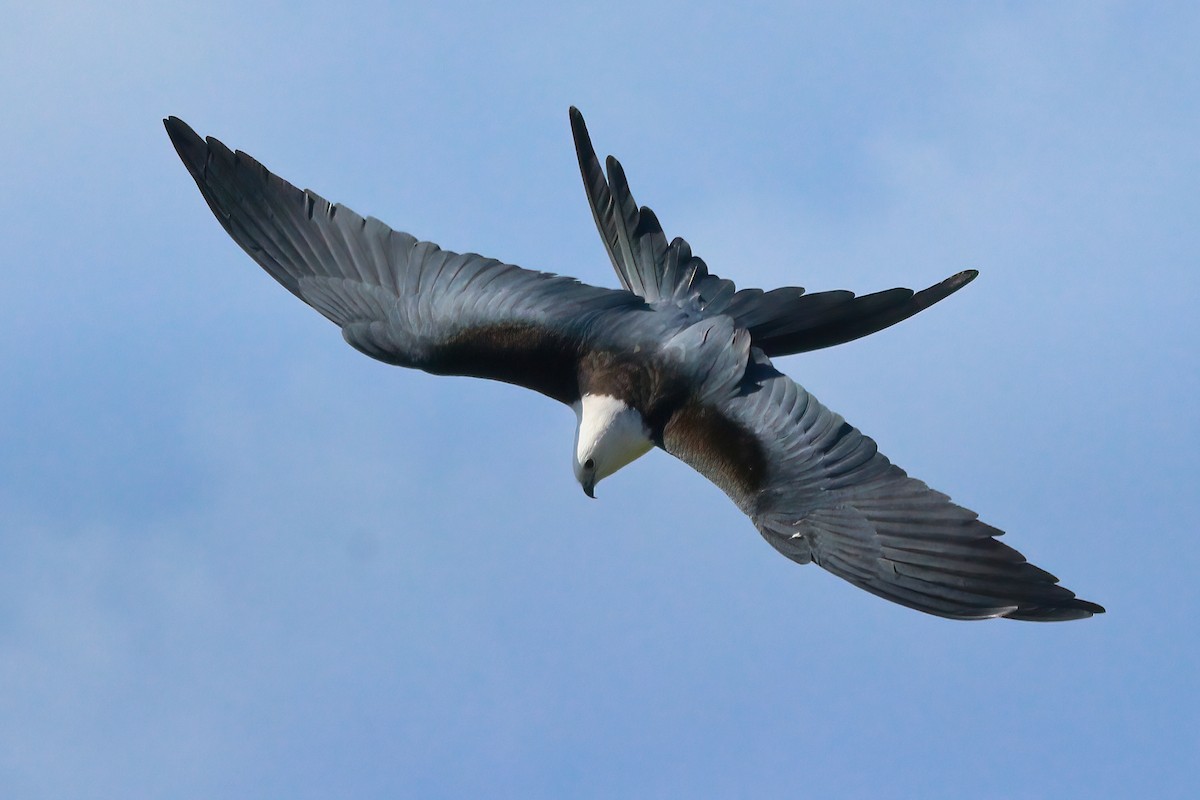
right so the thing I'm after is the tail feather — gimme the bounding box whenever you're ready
[744,271,977,357]
[569,107,978,355]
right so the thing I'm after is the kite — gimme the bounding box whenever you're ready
[166,108,1103,621]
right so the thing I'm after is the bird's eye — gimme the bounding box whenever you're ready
[584,458,595,470]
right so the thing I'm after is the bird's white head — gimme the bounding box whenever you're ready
[573,393,653,498]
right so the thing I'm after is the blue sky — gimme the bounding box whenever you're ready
[1,2,1196,797]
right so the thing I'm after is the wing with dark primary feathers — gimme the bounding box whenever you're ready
[165,117,643,404]
[570,106,977,357]
[662,353,1104,621]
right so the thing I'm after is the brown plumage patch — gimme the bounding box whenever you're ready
[663,404,767,501]
[577,349,687,429]
[428,323,582,403]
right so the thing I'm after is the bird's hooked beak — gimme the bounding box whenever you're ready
[582,476,596,499]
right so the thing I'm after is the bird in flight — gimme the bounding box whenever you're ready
[165,107,1103,622]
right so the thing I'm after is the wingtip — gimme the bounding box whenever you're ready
[163,115,191,136]
[163,116,207,173]
[1003,596,1106,622]
[1079,598,1106,615]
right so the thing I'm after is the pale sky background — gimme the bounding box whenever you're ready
[1,2,1197,798]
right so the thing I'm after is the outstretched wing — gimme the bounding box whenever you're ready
[661,353,1104,621]
[166,117,642,403]
[570,106,976,357]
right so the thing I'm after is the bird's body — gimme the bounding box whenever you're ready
[166,108,1103,622]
